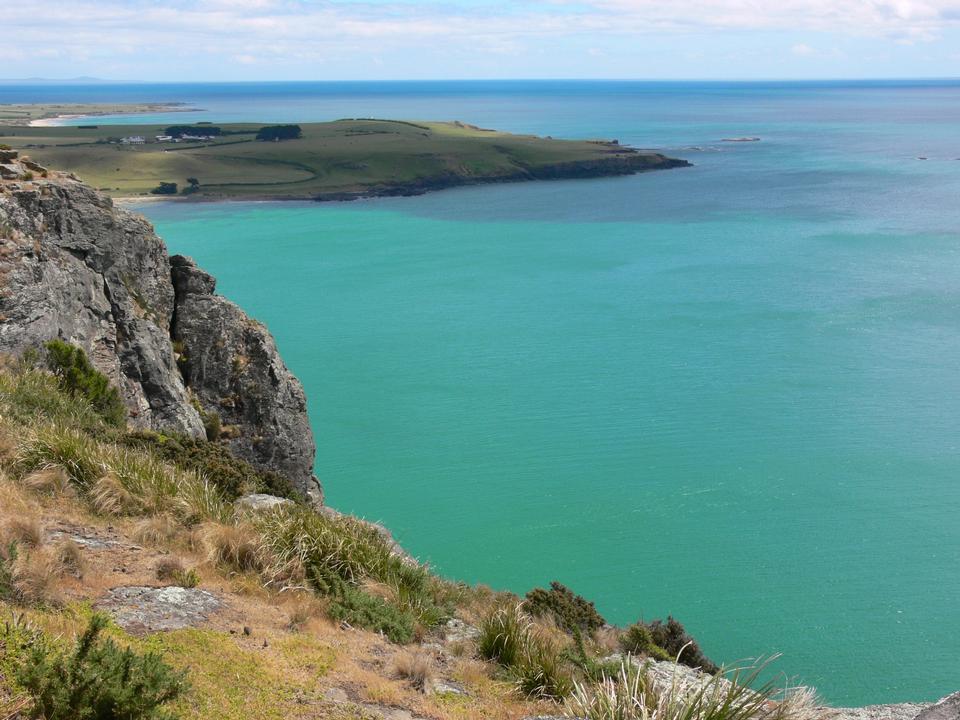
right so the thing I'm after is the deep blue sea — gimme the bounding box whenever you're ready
[5,80,960,705]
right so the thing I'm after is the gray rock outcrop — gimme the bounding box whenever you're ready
[170,255,320,503]
[914,693,960,720]
[0,161,320,501]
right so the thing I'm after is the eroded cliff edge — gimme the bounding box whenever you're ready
[0,157,321,502]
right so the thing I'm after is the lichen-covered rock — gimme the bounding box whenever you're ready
[0,174,204,436]
[170,255,321,503]
[96,585,223,633]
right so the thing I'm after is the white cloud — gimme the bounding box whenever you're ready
[2,0,958,77]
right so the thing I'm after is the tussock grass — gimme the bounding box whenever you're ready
[199,522,262,573]
[52,538,85,578]
[10,548,63,607]
[565,657,818,720]
[133,514,181,546]
[156,556,200,588]
[478,602,531,667]
[16,425,104,488]
[1,516,44,549]
[390,649,434,690]
[22,466,75,497]
[90,472,143,516]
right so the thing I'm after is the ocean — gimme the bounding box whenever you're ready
[6,80,959,705]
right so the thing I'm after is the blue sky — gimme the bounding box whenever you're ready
[2,0,959,80]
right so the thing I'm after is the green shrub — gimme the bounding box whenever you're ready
[120,430,299,502]
[173,568,200,588]
[150,182,178,195]
[525,581,606,635]
[201,410,221,441]
[633,616,717,673]
[16,613,187,720]
[43,340,125,427]
[312,568,416,644]
[568,628,624,682]
[619,623,670,661]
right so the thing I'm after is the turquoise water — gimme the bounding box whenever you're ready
[90,80,959,705]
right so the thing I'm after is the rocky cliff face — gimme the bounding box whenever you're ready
[170,255,319,503]
[0,155,320,501]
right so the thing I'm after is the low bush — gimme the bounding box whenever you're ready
[43,340,125,427]
[525,581,606,635]
[155,556,200,588]
[314,568,417,643]
[620,622,670,661]
[121,430,299,501]
[16,612,187,720]
[645,616,718,673]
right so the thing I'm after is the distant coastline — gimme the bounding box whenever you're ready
[0,102,196,127]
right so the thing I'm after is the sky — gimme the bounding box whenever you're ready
[1,0,959,81]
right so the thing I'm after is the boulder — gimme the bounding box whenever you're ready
[915,693,960,720]
[96,586,223,633]
[237,493,295,512]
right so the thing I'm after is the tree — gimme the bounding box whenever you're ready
[255,125,302,141]
[150,182,178,195]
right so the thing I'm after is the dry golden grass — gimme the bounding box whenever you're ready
[22,465,75,497]
[53,537,86,578]
[357,673,405,707]
[285,594,327,632]
[11,547,63,606]
[390,649,434,691]
[133,513,181,546]
[199,521,262,573]
[89,472,142,516]
[155,555,187,581]
[1,515,44,548]
[0,427,18,466]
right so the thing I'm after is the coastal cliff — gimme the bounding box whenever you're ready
[0,153,320,501]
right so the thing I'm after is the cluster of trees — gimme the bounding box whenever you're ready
[150,178,201,196]
[255,124,302,141]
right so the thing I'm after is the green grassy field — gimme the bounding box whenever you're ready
[0,118,687,200]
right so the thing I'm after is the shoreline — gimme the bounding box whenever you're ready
[112,154,692,205]
[8,102,198,127]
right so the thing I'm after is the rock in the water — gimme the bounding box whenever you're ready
[96,585,223,633]
[914,693,960,720]
[170,255,321,503]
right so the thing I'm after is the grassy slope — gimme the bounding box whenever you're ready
[0,119,685,200]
